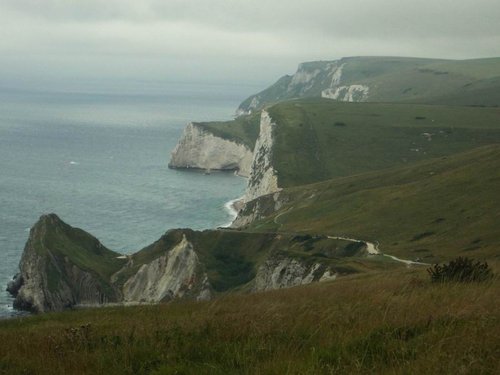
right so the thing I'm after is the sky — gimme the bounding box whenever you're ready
[1,0,499,92]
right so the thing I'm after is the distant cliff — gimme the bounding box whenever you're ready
[169,123,254,177]
[236,56,500,114]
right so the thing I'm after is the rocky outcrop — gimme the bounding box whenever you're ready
[232,191,286,228]
[321,84,369,101]
[169,123,254,177]
[230,111,285,227]
[243,111,281,202]
[8,214,122,313]
[7,215,357,313]
[253,257,337,291]
[237,59,369,114]
[122,235,211,303]
[7,215,215,313]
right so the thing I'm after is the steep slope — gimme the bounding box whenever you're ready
[8,214,125,312]
[251,145,500,263]
[265,99,500,189]
[168,113,260,176]
[237,56,500,113]
[9,214,393,312]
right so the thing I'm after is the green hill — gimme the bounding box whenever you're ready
[250,144,500,263]
[267,99,500,188]
[237,56,500,113]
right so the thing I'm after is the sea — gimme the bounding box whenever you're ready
[0,82,258,318]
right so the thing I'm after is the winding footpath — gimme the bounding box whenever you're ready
[273,206,430,266]
[327,236,430,266]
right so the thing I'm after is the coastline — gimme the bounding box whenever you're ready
[222,197,244,228]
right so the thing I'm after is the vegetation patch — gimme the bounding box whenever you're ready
[411,231,435,242]
[427,257,493,283]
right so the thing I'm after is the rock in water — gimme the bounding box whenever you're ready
[6,273,23,296]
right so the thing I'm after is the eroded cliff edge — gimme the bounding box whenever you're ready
[7,214,124,313]
[167,110,285,227]
[168,122,254,177]
[7,214,366,312]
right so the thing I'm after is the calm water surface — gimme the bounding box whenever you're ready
[0,83,255,317]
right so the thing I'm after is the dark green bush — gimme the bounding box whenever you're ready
[427,257,493,283]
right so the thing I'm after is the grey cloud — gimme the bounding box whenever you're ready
[3,0,499,38]
[0,0,499,90]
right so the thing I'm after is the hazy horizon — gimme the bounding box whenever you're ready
[1,1,499,93]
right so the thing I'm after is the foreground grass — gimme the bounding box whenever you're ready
[1,269,498,374]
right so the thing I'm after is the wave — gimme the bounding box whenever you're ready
[221,197,243,228]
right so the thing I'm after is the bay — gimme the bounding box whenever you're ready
[0,82,256,317]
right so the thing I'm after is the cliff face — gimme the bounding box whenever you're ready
[253,257,337,291]
[168,123,254,177]
[236,56,499,114]
[8,215,213,313]
[9,214,123,313]
[122,235,211,303]
[244,111,281,202]
[168,110,284,228]
[8,215,364,313]
[231,111,285,227]
[237,60,369,114]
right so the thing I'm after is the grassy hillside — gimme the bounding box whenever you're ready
[250,145,500,263]
[1,268,498,374]
[267,99,500,188]
[33,214,126,290]
[238,56,500,112]
[194,112,261,149]
[112,229,393,293]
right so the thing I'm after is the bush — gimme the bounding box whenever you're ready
[427,257,493,283]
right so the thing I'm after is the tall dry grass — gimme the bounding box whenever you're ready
[1,268,499,374]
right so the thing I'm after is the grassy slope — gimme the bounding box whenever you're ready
[1,269,498,374]
[358,58,500,105]
[33,215,125,292]
[194,112,261,149]
[252,145,500,263]
[112,229,391,293]
[267,99,500,188]
[239,57,447,111]
[239,57,500,111]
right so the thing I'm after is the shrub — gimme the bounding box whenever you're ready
[427,257,493,283]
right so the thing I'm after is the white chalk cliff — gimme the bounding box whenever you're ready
[237,59,372,114]
[169,123,254,177]
[123,235,211,303]
[243,111,281,203]
[253,258,337,291]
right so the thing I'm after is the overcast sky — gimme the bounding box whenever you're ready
[1,0,499,92]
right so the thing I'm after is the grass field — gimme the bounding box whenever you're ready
[1,268,498,374]
[250,144,500,263]
[194,112,261,149]
[238,56,500,112]
[267,99,500,188]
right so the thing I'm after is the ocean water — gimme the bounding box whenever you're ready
[0,83,255,318]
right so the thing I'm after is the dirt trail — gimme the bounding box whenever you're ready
[327,236,430,266]
[274,209,430,266]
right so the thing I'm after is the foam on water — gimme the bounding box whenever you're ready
[222,197,244,227]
